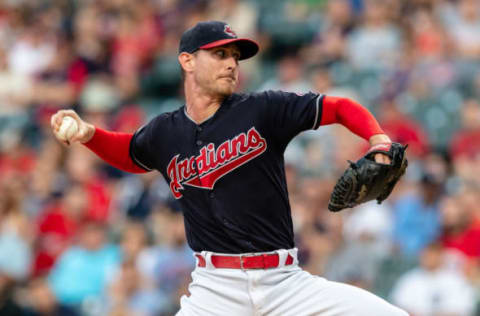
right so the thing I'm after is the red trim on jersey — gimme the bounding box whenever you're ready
[320,96,384,140]
[83,127,148,174]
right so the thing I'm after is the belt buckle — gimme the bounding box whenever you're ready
[240,253,257,270]
[243,253,270,270]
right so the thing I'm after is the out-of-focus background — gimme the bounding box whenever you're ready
[0,0,480,315]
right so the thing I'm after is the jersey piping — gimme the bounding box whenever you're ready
[313,94,325,130]
[130,126,154,171]
[184,107,216,125]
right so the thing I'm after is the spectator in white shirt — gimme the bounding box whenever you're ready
[390,242,477,316]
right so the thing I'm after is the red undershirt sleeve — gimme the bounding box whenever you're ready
[83,127,148,174]
[319,96,384,141]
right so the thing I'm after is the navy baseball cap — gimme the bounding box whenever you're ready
[179,21,259,60]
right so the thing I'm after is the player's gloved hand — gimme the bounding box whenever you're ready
[50,109,96,145]
[327,142,408,212]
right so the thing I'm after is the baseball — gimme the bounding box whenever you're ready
[58,116,79,141]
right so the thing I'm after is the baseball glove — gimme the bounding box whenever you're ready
[328,142,408,212]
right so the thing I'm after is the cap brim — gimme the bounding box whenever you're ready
[199,38,259,60]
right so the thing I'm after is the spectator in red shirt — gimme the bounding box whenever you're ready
[440,192,480,259]
[33,184,87,276]
[449,99,480,160]
[378,100,430,158]
[64,146,112,223]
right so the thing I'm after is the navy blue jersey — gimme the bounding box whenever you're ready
[130,90,325,253]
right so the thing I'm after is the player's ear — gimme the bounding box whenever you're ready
[178,52,195,73]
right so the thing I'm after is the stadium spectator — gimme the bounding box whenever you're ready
[259,54,312,93]
[440,192,480,259]
[137,205,195,295]
[0,176,32,281]
[449,99,480,161]
[446,0,480,60]
[32,183,87,276]
[0,273,23,316]
[392,173,443,257]
[377,100,430,158]
[346,0,402,70]
[22,277,79,316]
[106,260,169,316]
[48,221,120,306]
[390,242,476,316]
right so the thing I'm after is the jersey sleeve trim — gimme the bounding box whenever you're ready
[129,127,154,171]
[312,94,325,130]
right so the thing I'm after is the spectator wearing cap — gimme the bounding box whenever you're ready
[392,173,443,257]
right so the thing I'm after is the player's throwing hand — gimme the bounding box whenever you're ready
[50,110,95,145]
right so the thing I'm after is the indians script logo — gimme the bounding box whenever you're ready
[167,127,267,199]
[224,25,237,38]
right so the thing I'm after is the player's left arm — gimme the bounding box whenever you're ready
[319,96,391,164]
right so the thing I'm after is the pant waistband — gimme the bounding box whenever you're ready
[194,248,297,270]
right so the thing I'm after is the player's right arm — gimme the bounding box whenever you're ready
[50,110,149,174]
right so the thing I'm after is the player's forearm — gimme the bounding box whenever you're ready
[320,96,385,141]
[83,127,148,174]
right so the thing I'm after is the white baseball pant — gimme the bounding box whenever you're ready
[176,248,408,316]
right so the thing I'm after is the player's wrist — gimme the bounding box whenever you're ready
[80,123,96,144]
[368,134,391,146]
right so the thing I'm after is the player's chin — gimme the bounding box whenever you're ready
[216,82,236,96]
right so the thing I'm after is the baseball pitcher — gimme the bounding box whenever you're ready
[51,21,408,316]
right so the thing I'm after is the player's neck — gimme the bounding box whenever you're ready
[184,83,225,124]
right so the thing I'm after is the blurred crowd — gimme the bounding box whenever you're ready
[1,0,480,315]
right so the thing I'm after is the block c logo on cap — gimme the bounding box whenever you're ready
[224,25,237,38]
